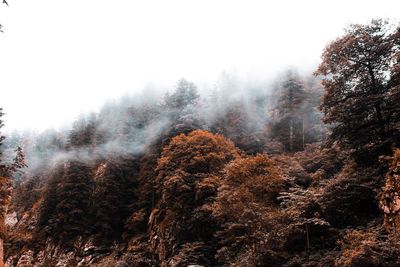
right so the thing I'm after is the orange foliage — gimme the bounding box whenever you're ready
[211,154,284,265]
[157,130,240,176]
[150,130,241,266]
[335,228,400,267]
[212,154,283,223]
[224,154,282,203]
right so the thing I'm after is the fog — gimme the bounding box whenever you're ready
[0,0,398,131]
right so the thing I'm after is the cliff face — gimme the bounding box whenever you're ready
[5,208,155,267]
[380,150,400,230]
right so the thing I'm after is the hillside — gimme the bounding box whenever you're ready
[0,19,399,267]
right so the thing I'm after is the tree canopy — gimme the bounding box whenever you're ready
[316,19,400,150]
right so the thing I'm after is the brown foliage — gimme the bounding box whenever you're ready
[335,227,400,267]
[319,162,380,228]
[157,129,239,176]
[316,19,400,150]
[212,154,284,265]
[150,130,240,266]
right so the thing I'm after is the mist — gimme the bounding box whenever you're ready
[0,0,399,131]
[1,67,323,180]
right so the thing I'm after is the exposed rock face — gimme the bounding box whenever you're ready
[4,208,155,267]
[5,213,17,228]
[6,238,102,267]
[380,150,400,230]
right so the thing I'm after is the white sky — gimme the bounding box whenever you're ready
[0,0,399,132]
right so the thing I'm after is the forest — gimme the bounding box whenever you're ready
[0,19,400,267]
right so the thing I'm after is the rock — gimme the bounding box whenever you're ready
[5,212,18,227]
[16,250,34,267]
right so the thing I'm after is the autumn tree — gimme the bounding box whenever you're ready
[211,154,284,266]
[149,130,239,266]
[315,19,400,151]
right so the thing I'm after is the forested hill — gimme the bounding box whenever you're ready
[0,19,400,267]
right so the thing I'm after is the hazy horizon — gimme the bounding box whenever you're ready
[0,0,399,132]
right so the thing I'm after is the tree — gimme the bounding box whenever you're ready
[68,114,99,149]
[271,70,310,152]
[162,78,204,140]
[315,19,400,150]
[211,101,266,154]
[278,186,329,251]
[163,78,200,111]
[38,160,93,244]
[212,154,284,265]
[149,130,239,266]
[92,159,134,241]
[0,108,26,267]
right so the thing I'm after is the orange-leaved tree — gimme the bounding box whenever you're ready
[212,154,284,266]
[149,130,240,267]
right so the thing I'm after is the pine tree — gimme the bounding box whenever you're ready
[38,160,93,243]
[271,70,309,152]
[92,161,129,241]
[164,78,200,110]
[55,160,92,240]
[162,78,204,138]
[68,114,102,149]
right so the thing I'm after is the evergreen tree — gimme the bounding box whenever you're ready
[163,78,200,111]
[68,114,103,149]
[92,161,129,241]
[55,160,92,240]
[38,160,93,243]
[162,78,204,138]
[271,70,309,151]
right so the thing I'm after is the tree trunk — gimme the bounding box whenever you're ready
[368,65,386,139]
[289,118,293,151]
[302,117,305,150]
[305,223,310,250]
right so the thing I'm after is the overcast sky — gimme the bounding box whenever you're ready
[0,0,399,132]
